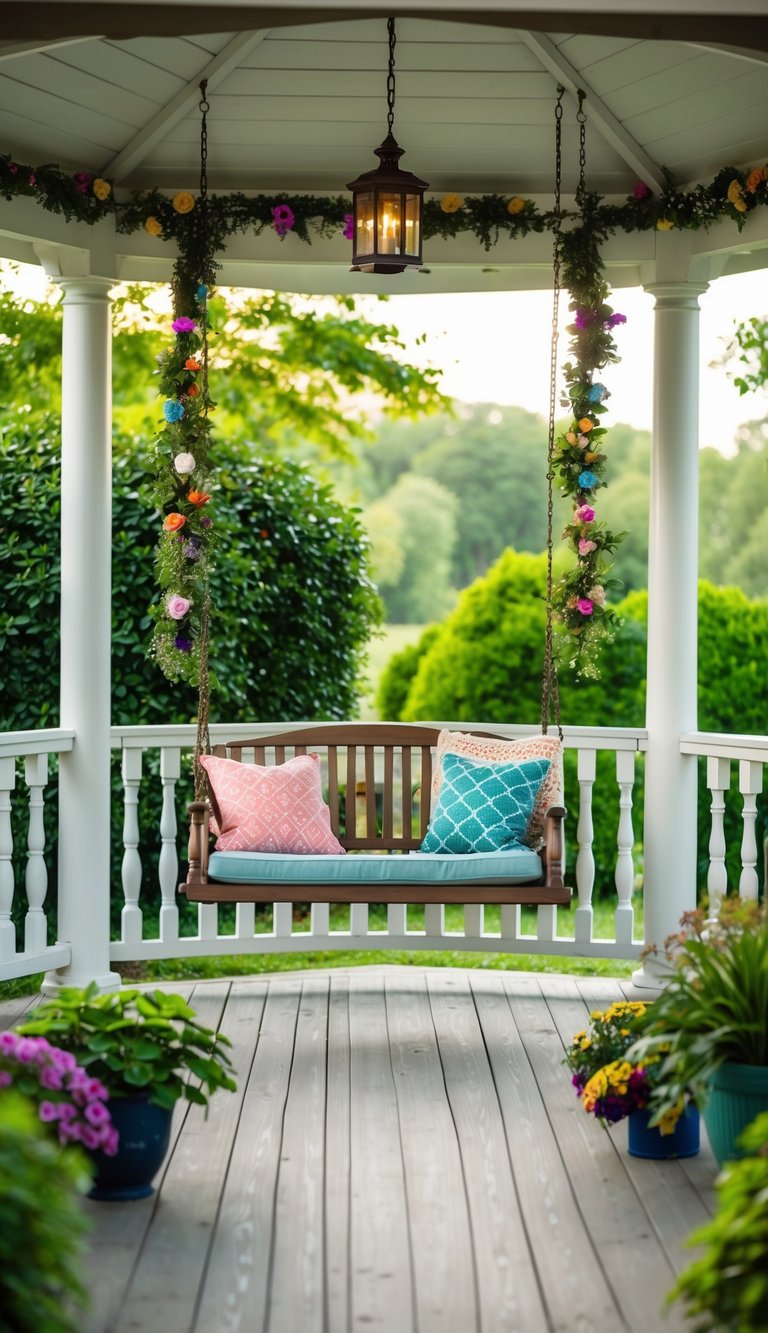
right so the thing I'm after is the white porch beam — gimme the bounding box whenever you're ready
[43,276,120,995]
[687,42,768,67]
[0,36,102,62]
[634,237,707,988]
[102,29,270,183]
[518,30,667,194]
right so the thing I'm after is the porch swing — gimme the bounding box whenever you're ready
[179,83,578,911]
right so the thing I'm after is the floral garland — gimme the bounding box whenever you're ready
[148,277,216,685]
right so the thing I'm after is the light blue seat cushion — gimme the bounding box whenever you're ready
[208,846,542,886]
[421,752,552,855]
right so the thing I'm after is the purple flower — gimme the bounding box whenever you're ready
[200,515,213,529]
[272,204,296,237]
[174,635,192,653]
[183,536,203,561]
[8,162,18,175]
[577,598,594,616]
[102,1127,120,1156]
[14,1038,37,1063]
[343,212,355,241]
[84,1077,109,1102]
[40,1065,63,1090]
[0,1071,11,1088]
[605,312,627,329]
[573,307,593,329]
[0,1032,18,1053]
[633,181,652,200]
[79,1125,102,1151]
[28,172,37,188]
[84,1100,111,1126]
[39,1101,59,1122]
[73,171,93,193]
[172,316,197,335]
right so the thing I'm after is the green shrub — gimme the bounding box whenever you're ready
[0,1092,90,1333]
[376,624,441,720]
[669,1111,768,1332]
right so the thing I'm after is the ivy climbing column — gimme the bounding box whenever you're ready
[43,276,120,995]
[635,269,709,988]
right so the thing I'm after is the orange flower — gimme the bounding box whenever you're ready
[578,418,593,433]
[746,165,767,193]
[259,529,269,538]
[727,179,747,213]
[187,490,211,507]
[186,383,200,397]
[565,431,577,445]
[163,513,185,532]
[172,191,195,214]
[144,216,163,237]
[185,358,201,372]
[440,193,463,214]
[92,178,112,201]
[507,196,526,215]
[583,451,599,464]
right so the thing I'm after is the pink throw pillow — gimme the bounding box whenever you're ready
[431,730,564,849]
[200,752,345,855]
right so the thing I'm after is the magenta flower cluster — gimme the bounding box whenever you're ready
[272,204,295,237]
[573,306,627,331]
[0,1030,118,1155]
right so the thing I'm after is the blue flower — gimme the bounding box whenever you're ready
[196,284,208,302]
[578,470,599,489]
[163,399,185,423]
[587,382,609,403]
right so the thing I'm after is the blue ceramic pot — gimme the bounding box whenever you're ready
[627,1105,700,1159]
[703,1062,768,1165]
[88,1094,172,1201]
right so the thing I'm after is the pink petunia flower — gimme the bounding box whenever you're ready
[343,212,355,240]
[39,1101,59,1122]
[73,171,93,193]
[272,204,296,237]
[578,539,597,555]
[633,181,652,200]
[0,1071,11,1088]
[84,1100,111,1126]
[172,316,197,335]
[40,1065,64,1090]
[574,504,596,523]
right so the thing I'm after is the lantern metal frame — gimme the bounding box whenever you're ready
[346,17,428,274]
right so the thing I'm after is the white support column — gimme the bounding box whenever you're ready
[44,277,120,994]
[634,273,708,988]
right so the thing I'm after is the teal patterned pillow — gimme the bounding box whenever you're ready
[420,752,551,855]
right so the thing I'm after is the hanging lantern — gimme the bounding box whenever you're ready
[346,17,428,273]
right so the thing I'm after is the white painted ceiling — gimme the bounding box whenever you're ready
[1,18,768,197]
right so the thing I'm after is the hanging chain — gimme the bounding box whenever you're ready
[540,86,564,740]
[194,78,212,798]
[386,17,397,136]
[576,88,587,206]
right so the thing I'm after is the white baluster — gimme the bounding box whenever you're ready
[24,753,49,955]
[350,902,369,936]
[614,750,636,946]
[310,902,329,937]
[500,903,521,941]
[387,903,407,936]
[706,756,730,919]
[198,903,218,940]
[464,903,484,939]
[574,748,596,943]
[158,746,180,944]
[274,902,293,937]
[120,748,143,944]
[424,903,444,937]
[236,902,256,938]
[0,757,16,961]
[739,760,763,902]
[537,903,556,942]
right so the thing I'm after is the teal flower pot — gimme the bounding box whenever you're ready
[703,1062,768,1166]
[628,1105,700,1159]
[87,1094,172,1201]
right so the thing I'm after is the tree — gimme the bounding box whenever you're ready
[363,474,458,623]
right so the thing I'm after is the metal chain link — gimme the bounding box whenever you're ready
[576,88,587,206]
[540,86,565,739]
[195,78,212,792]
[386,17,396,135]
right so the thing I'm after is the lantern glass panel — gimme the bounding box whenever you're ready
[404,193,420,257]
[377,192,402,254]
[356,193,374,256]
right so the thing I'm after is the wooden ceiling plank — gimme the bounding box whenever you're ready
[0,35,102,62]
[101,29,270,182]
[687,43,768,68]
[240,37,545,73]
[518,29,666,192]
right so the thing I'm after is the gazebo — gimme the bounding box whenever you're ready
[0,0,767,990]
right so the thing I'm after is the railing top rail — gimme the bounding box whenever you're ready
[0,728,75,758]
[681,731,768,760]
[110,721,649,751]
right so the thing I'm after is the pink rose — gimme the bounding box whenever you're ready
[578,539,597,555]
[577,435,590,449]
[574,504,595,523]
[577,598,594,616]
[167,594,191,620]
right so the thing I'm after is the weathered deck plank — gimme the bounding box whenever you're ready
[2,967,718,1333]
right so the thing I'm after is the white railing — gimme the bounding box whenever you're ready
[0,729,74,982]
[108,723,649,966]
[680,732,767,914]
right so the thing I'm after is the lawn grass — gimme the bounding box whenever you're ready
[0,897,641,1002]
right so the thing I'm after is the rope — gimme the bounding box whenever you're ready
[540,86,565,740]
[194,78,212,800]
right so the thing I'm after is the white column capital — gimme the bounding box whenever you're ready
[643,280,709,308]
[56,276,115,305]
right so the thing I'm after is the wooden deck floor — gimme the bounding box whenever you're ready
[2,967,718,1333]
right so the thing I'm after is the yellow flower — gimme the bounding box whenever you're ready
[172,191,196,215]
[92,178,112,201]
[440,193,464,214]
[727,179,747,213]
[144,216,163,237]
[507,196,526,215]
[658,1098,684,1136]
[656,218,674,231]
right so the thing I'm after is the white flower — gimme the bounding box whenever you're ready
[174,452,196,475]
[589,585,606,606]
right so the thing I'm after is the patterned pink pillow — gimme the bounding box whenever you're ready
[200,752,345,855]
[431,730,563,849]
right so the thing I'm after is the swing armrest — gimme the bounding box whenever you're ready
[542,805,567,893]
[187,801,212,887]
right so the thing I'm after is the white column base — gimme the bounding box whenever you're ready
[42,965,121,996]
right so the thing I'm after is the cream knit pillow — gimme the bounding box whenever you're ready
[431,730,564,849]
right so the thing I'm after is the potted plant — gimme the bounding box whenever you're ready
[0,1091,91,1332]
[631,900,768,1165]
[667,1112,768,1332]
[18,985,236,1200]
[564,998,700,1158]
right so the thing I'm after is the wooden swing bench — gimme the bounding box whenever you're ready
[180,724,570,906]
